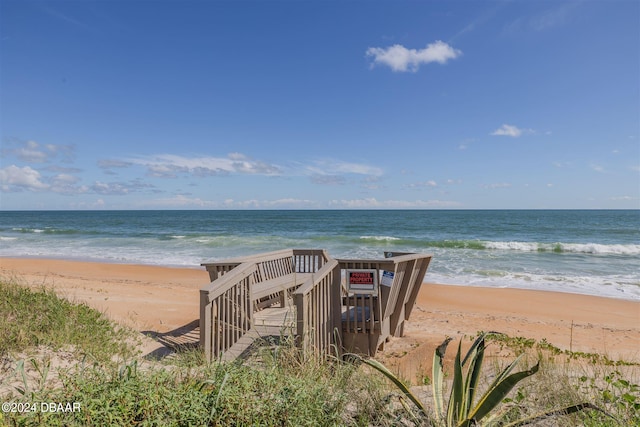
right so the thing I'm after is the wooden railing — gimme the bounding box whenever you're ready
[200,249,431,360]
[338,253,432,355]
[293,259,342,358]
[199,262,256,360]
[294,249,327,273]
[200,249,330,361]
[391,253,432,336]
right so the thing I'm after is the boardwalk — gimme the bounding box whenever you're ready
[215,306,297,362]
[199,249,432,362]
[141,307,295,362]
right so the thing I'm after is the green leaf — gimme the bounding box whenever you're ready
[432,337,452,421]
[361,357,427,416]
[501,402,614,427]
[463,335,485,415]
[484,354,525,396]
[461,332,495,367]
[467,361,540,423]
[448,341,464,425]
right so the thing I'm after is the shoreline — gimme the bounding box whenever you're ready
[2,255,637,302]
[1,257,639,364]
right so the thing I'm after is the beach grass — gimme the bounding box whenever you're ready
[0,277,139,364]
[1,277,638,426]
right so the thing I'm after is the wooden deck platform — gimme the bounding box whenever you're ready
[199,249,432,362]
[217,305,297,362]
[143,306,297,362]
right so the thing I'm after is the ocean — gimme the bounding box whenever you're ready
[1,210,638,301]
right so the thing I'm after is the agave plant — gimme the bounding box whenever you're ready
[358,332,610,426]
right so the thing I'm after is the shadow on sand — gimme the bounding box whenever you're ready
[142,319,200,360]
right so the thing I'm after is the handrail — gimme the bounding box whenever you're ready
[337,252,431,268]
[293,249,329,273]
[202,248,294,266]
[293,258,342,358]
[200,249,330,361]
[339,253,433,355]
[201,262,257,302]
[337,259,394,269]
[199,262,257,361]
[200,249,431,360]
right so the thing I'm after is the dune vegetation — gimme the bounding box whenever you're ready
[1,277,638,426]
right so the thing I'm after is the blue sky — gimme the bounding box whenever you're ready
[1,0,638,210]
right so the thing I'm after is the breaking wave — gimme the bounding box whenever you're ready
[482,241,640,255]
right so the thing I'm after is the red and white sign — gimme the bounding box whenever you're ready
[346,269,378,295]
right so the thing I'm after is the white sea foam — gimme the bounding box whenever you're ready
[483,241,640,255]
[427,271,640,301]
[557,243,640,255]
[360,235,400,241]
[2,210,638,301]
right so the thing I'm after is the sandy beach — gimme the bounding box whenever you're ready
[1,257,638,369]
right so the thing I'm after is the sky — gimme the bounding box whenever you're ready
[1,0,639,210]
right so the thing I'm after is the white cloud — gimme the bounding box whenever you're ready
[308,160,383,177]
[404,180,437,189]
[458,138,476,150]
[127,154,380,183]
[139,194,214,208]
[360,175,383,190]
[610,195,636,201]
[90,179,156,195]
[490,124,534,138]
[4,140,75,163]
[92,181,131,195]
[590,164,605,173]
[50,174,87,194]
[0,164,90,194]
[17,140,49,162]
[0,165,49,191]
[328,197,461,209]
[366,40,462,72]
[553,161,573,168]
[137,196,321,209]
[98,159,133,169]
[334,161,383,176]
[130,153,282,178]
[262,198,320,208]
[51,173,80,185]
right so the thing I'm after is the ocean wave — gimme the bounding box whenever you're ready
[288,235,640,256]
[359,235,401,242]
[421,240,487,250]
[428,270,640,301]
[483,241,640,255]
[11,227,84,235]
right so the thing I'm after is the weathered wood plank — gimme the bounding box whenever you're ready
[201,249,431,361]
[218,306,297,362]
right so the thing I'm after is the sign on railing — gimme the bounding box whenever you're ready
[346,269,379,295]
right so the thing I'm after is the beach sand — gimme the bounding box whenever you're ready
[2,258,638,372]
